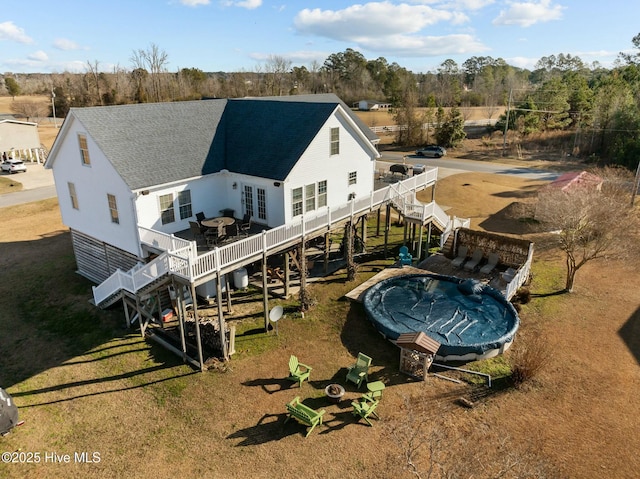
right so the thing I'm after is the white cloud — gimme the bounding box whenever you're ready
[0,21,34,44]
[294,2,485,58]
[28,50,49,62]
[295,2,468,40]
[180,0,210,6]
[220,0,262,9]
[409,0,494,9]
[53,38,81,51]
[493,0,564,27]
[250,50,329,65]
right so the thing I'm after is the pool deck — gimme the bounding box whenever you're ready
[345,253,508,302]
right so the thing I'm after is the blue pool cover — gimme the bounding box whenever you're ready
[362,273,519,358]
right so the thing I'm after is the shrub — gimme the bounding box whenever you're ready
[510,332,552,387]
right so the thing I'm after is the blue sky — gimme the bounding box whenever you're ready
[1,0,637,74]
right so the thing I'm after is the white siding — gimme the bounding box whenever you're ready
[283,109,375,221]
[50,116,140,256]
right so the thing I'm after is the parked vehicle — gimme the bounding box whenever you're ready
[389,163,410,175]
[415,145,446,158]
[1,159,27,174]
[412,164,425,174]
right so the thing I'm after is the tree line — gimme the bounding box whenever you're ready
[3,36,640,169]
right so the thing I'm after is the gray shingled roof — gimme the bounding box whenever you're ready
[66,94,377,190]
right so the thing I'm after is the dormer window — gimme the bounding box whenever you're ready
[330,127,339,155]
[78,133,91,166]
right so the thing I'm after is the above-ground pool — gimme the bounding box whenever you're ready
[362,273,520,362]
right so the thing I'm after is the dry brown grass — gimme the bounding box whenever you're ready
[0,162,639,477]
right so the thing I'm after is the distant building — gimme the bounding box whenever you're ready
[0,119,45,163]
[355,100,392,111]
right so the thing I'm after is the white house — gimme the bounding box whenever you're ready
[0,119,45,163]
[45,94,382,283]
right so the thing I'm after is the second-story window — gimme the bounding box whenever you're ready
[107,194,119,224]
[78,133,91,166]
[318,180,327,207]
[330,127,340,155]
[292,187,303,217]
[68,182,78,209]
[178,190,192,220]
[159,193,175,225]
[348,171,357,185]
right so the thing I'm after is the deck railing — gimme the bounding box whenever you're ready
[93,169,441,305]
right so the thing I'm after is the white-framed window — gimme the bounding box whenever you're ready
[305,184,316,212]
[318,180,327,208]
[292,180,328,217]
[107,194,119,224]
[330,127,339,155]
[78,133,91,166]
[178,190,192,220]
[292,187,303,217]
[159,193,175,225]
[348,171,357,185]
[68,182,78,210]
[257,188,267,221]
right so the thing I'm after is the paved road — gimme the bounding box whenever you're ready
[0,163,57,208]
[377,151,560,181]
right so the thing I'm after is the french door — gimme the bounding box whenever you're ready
[242,184,267,222]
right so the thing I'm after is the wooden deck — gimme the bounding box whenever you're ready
[345,253,511,302]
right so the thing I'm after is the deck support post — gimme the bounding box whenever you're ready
[262,232,269,332]
[190,283,205,371]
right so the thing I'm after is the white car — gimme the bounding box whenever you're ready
[1,159,27,174]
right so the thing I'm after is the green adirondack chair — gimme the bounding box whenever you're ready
[285,396,326,437]
[351,395,380,426]
[287,355,312,387]
[346,352,372,388]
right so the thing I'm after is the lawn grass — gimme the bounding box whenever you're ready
[0,175,24,193]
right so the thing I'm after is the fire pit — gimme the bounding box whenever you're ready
[324,383,345,403]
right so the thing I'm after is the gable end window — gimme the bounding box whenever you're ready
[159,193,175,225]
[68,182,78,210]
[330,127,340,155]
[78,133,91,166]
[107,194,119,224]
[348,171,357,185]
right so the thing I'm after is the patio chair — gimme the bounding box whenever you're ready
[189,221,206,246]
[239,213,252,235]
[287,355,312,388]
[195,212,206,224]
[205,224,225,247]
[398,245,412,266]
[225,222,239,240]
[480,252,500,275]
[451,245,468,268]
[346,352,372,389]
[463,249,484,271]
[351,394,380,426]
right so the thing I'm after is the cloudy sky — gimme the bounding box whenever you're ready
[0,0,636,74]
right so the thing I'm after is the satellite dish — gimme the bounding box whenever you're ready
[269,305,283,322]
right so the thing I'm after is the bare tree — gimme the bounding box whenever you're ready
[130,43,169,102]
[264,55,292,96]
[10,100,48,121]
[85,60,104,106]
[536,167,639,292]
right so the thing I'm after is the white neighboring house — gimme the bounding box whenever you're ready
[0,119,45,164]
[45,94,381,283]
